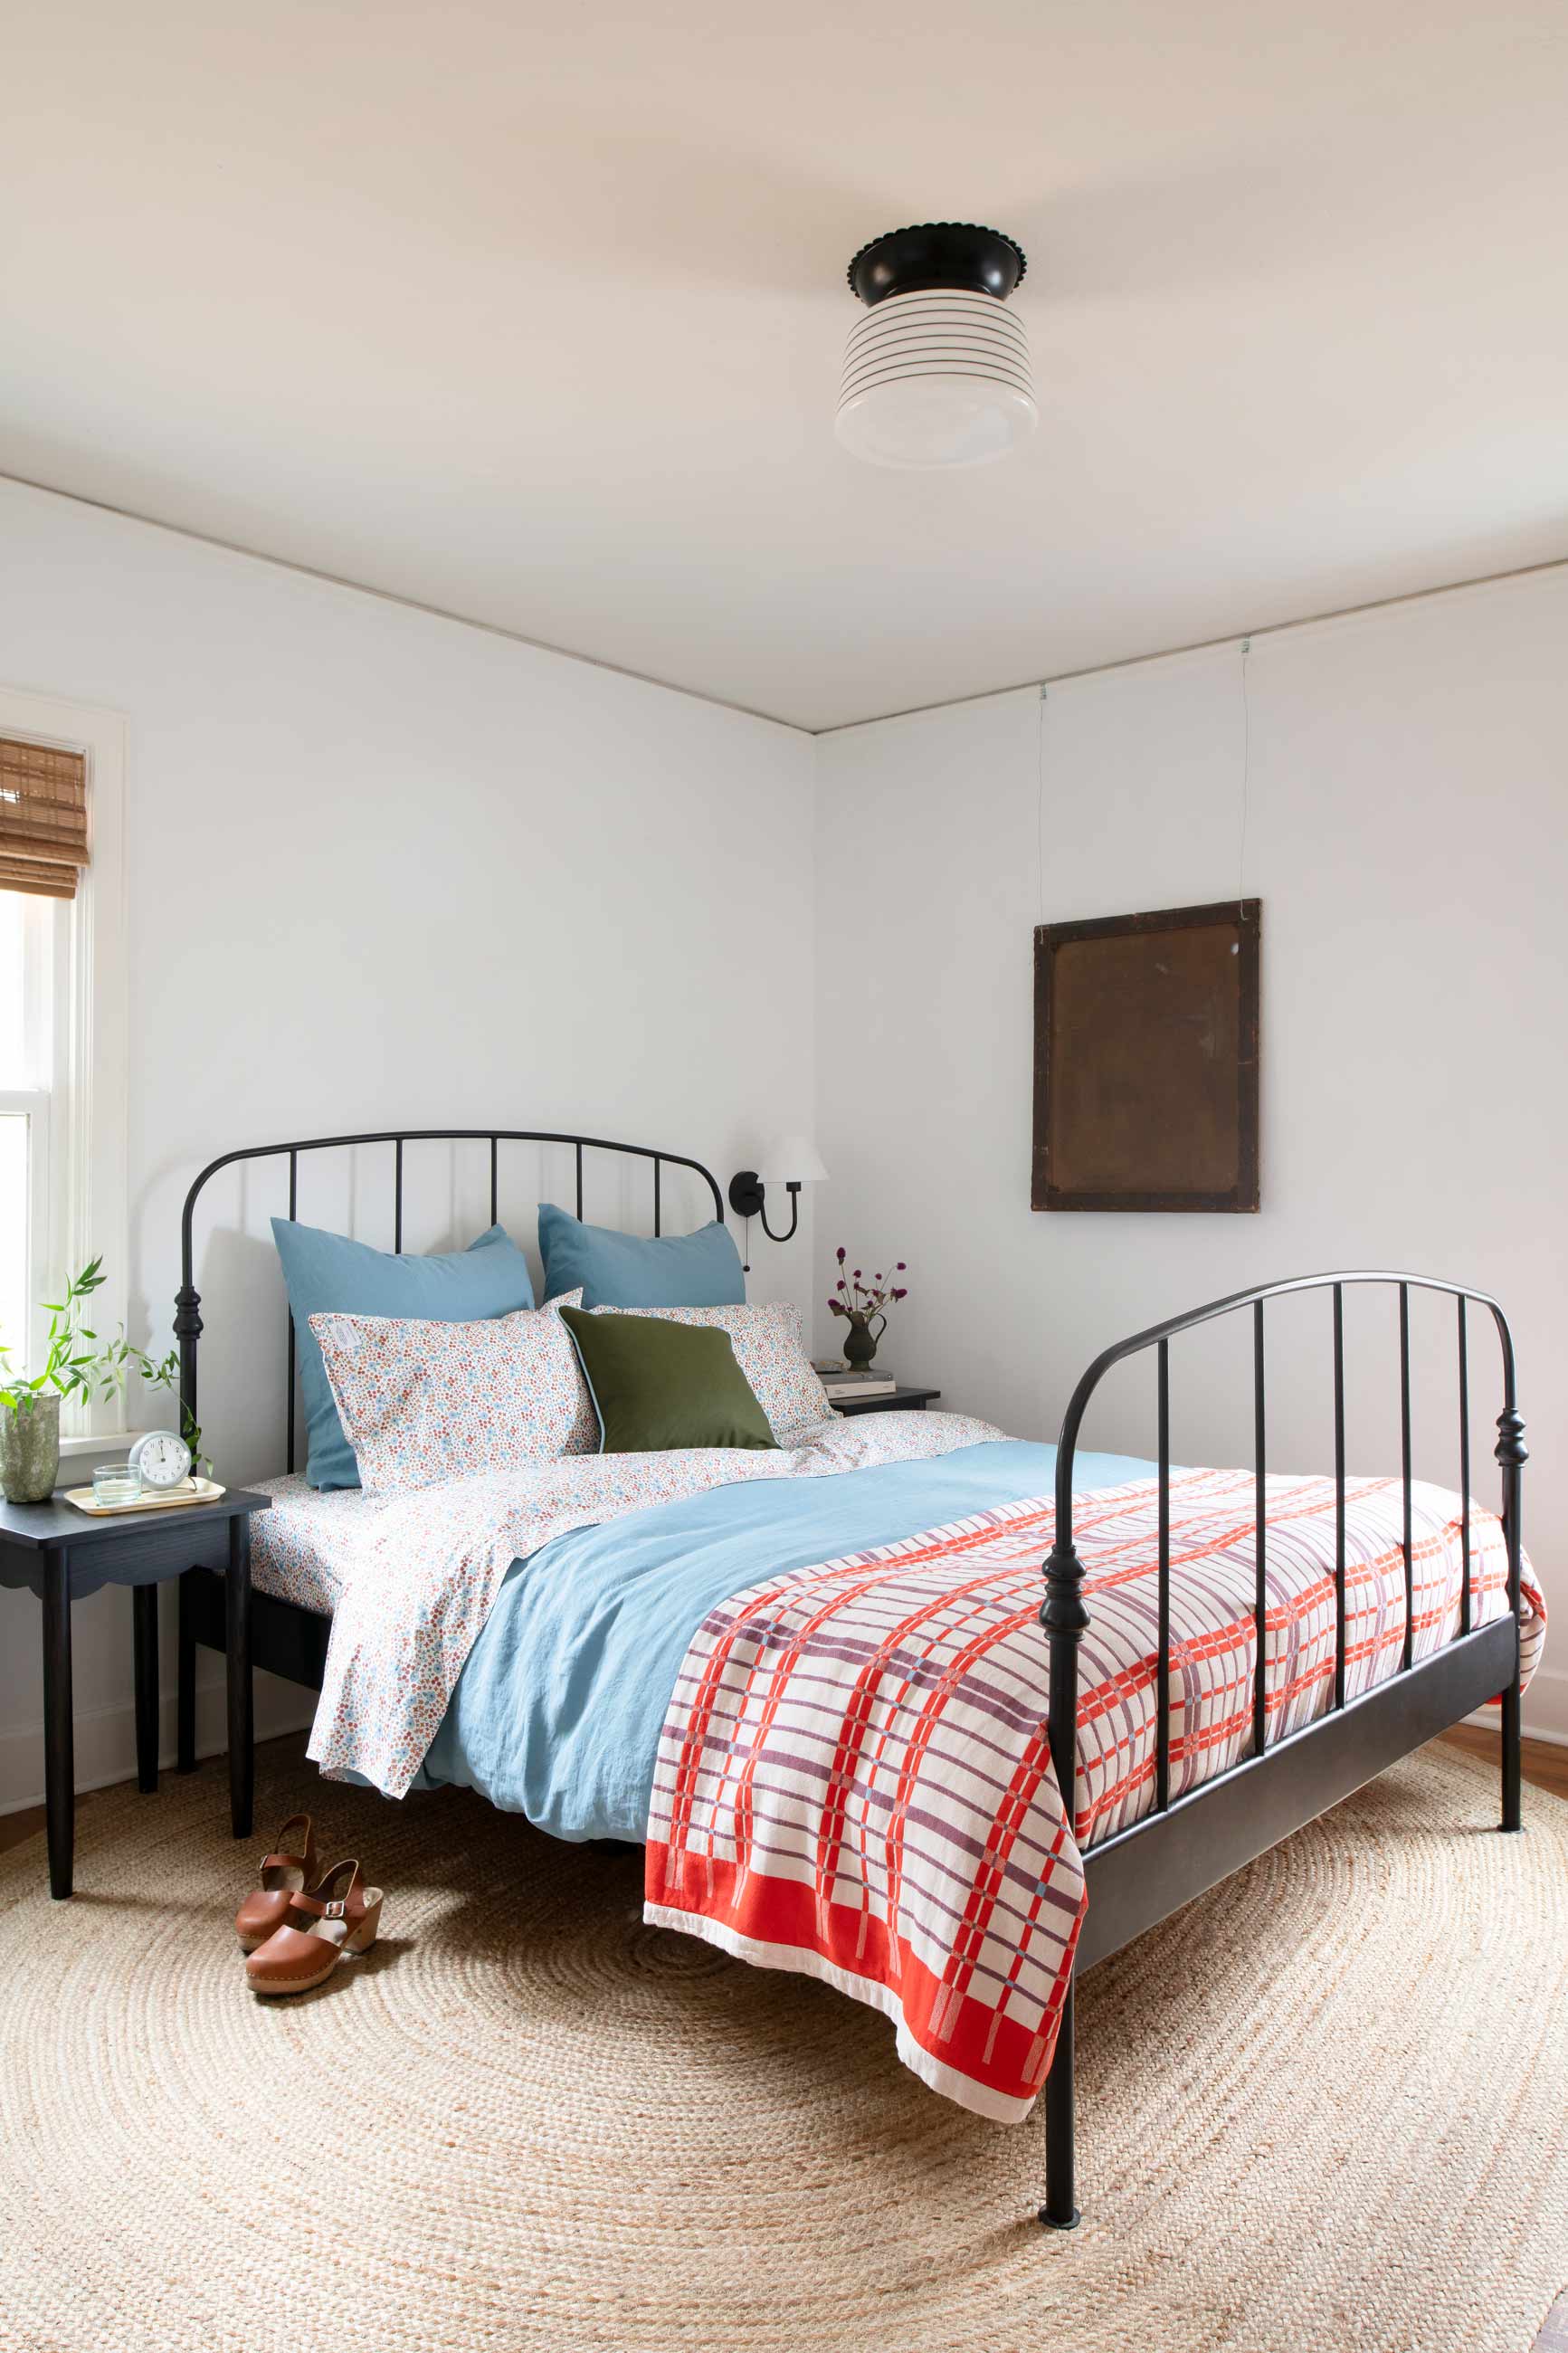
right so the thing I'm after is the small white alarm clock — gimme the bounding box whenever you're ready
[129,1428,193,1491]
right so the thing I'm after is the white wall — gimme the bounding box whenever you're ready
[815,570,1568,1740]
[0,479,817,1810]
[5,479,1562,1812]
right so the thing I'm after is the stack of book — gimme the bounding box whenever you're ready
[818,1368,898,1401]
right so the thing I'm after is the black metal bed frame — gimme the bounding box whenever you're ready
[1037,1270,1525,2229]
[171,1129,1526,2232]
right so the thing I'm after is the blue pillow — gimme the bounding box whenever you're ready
[537,1204,745,1311]
[271,1217,536,1489]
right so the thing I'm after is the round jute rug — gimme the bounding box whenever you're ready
[1,1741,1563,2353]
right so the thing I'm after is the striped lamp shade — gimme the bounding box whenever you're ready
[835,226,1036,471]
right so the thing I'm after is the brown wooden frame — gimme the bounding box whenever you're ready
[1032,899,1260,1214]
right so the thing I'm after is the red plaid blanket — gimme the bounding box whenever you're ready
[644,1468,1544,2120]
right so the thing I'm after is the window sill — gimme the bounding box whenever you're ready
[57,1428,156,1462]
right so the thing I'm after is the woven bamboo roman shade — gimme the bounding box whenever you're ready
[0,738,90,900]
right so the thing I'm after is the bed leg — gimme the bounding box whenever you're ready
[1495,1404,1526,1834]
[1039,1983,1080,2231]
[1501,1678,1523,1833]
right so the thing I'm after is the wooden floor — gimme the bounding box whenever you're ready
[3,1725,1564,2349]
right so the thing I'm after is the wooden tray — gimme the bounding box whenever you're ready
[63,1476,227,1518]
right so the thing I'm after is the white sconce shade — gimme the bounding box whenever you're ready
[757,1134,829,1185]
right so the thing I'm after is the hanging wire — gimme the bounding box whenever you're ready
[1036,682,1049,922]
[1237,636,1252,915]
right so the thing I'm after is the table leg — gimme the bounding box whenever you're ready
[225,1517,253,1840]
[176,1569,197,1774]
[133,1583,159,1793]
[42,1550,74,1900]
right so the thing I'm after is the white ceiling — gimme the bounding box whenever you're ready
[5,1,1566,731]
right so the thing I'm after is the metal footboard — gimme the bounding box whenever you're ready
[1037,1271,1526,2230]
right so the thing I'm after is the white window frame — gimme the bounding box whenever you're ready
[0,1085,50,1378]
[0,682,129,1452]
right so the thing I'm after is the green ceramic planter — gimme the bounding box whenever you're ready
[0,1393,61,1503]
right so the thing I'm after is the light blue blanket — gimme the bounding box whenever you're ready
[416,1437,1154,1842]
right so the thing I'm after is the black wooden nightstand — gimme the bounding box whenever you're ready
[0,1485,271,1898]
[830,1385,942,1417]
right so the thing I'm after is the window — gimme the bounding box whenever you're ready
[0,690,128,1442]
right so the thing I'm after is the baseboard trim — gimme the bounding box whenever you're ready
[1522,1661,1568,1745]
[1464,1659,1568,1750]
[0,1676,315,1815]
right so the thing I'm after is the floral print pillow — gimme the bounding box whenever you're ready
[310,1291,595,1496]
[587,1300,830,1440]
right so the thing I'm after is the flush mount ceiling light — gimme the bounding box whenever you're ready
[835,221,1036,471]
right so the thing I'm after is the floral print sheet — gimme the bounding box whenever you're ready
[306,1410,1006,1796]
[249,1473,375,1615]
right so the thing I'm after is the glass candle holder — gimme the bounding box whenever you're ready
[92,1462,143,1506]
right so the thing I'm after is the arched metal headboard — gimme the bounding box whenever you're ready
[176,1126,726,1473]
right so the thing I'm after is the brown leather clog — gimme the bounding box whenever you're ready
[244,1860,384,1997]
[234,1815,319,1952]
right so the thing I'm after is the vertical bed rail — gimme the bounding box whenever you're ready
[1038,1266,1525,2234]
[1458,1296,1471,1636]
[1155,1339,1171,1814]
[1399,1283,1413,1670]
[285,1150,299,1475]
[1252,1300,1268,1758]
[1333,1282,1346,1710]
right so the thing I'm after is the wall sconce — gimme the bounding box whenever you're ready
[728,1135,828,1268]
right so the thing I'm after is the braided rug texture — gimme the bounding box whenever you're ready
[1,1741,1563,2353]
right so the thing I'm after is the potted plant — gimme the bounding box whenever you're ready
[0,1259,180,1504]
[826,1249,908,1373]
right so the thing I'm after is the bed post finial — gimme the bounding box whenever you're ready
[1041,1533,1090,1781]
[174,1283,203,1429]
[1039,1535,1088,2232]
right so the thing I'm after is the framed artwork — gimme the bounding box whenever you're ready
[1032,899,1260,1213]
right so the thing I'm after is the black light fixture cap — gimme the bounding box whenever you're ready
[847,222,1027,307]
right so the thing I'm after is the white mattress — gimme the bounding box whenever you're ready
[249,1473,373,1615]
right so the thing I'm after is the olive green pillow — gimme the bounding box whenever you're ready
[558,1306,779,1454]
